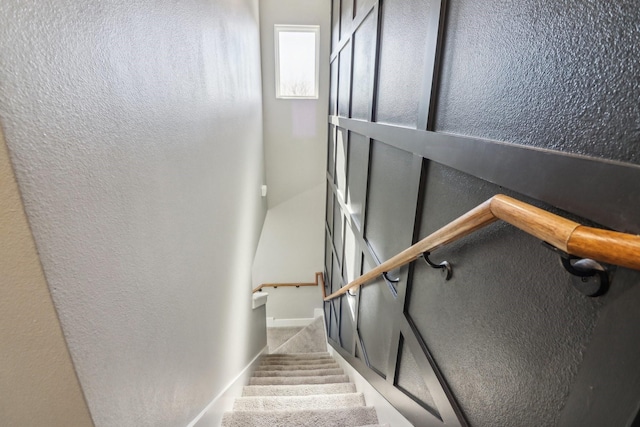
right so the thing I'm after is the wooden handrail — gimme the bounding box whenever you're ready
[325,194,640,301]
[253,272,324,293]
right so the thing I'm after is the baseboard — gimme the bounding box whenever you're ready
[328,347,413,427]
[266,309,324,328]
[186,345,268,427]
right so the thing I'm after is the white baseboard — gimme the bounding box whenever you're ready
[266,309,324,328]
[328,347,414,427]
[187,345,268,427]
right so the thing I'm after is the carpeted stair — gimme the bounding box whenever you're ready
[222,318,388,426]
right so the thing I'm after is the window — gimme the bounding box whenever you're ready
[274,25,320,99]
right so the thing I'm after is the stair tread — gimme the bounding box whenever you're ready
[242,383,357,396]
[221,406,378,427]
[255,362,340,371]
[258,359,336,369]
[232,392,365,411]
[260,356,335,365]
[249,374,350,386]
[263,352,330,359]
[253,368,344,377]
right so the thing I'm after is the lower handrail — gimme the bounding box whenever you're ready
[253,272,324,293]
[324,194,640,301]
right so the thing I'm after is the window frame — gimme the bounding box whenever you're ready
[274,24,320,100]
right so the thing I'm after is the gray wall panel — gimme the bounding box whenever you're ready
[351,10,377,120]
[358,274,394,378]
[340,296,356,352]
[346,132,370,231]
[338,43,353,117]
[336,127,348,194]
[375,0,432,127]
[340,0,354,39]
[332,254,343,295]
[325,230,333,278]
[365,140,416,264]
[332,198,344,264]
[409,162,602,427]
[332,0,341,50]
[435,0,640,164]
[326,182,334,233]
[397,336,438,416]
[330,300,341,342]
[328,124,336,177]
[330,60,338,116]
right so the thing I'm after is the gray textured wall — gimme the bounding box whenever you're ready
[0,0,267,426]
[436,0,640,164]
[325,0,640,426]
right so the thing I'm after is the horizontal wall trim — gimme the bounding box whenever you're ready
[330,116,640,235]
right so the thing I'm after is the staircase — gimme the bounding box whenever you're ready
[221,318,387,427]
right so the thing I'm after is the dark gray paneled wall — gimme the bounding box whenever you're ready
[436,1,640,164]
[325,1,640,426]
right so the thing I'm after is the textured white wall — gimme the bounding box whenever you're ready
[252,184,325,319]
[254,0,330,320]
[259,0,331,209]
[0,1,267,426]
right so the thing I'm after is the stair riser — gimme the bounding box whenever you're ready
[242,383,357,397]
[249,374,350,386]
[255,363,340,371]
[232,393,365,411]
[259,359,335,366]
[262,352,330,359]
[221,407,379,427]
[253,368,344,377]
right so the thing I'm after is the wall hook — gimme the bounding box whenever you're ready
[382,272,400,284]
[542,242,609,297]
[421,252,453,280]
[560,256,609,297]
[381,272,399,297]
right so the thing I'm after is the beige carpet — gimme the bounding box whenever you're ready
[241,383,357,397]
[222,320,387,426]
[270,317,327,354]
[267,327,303,352]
